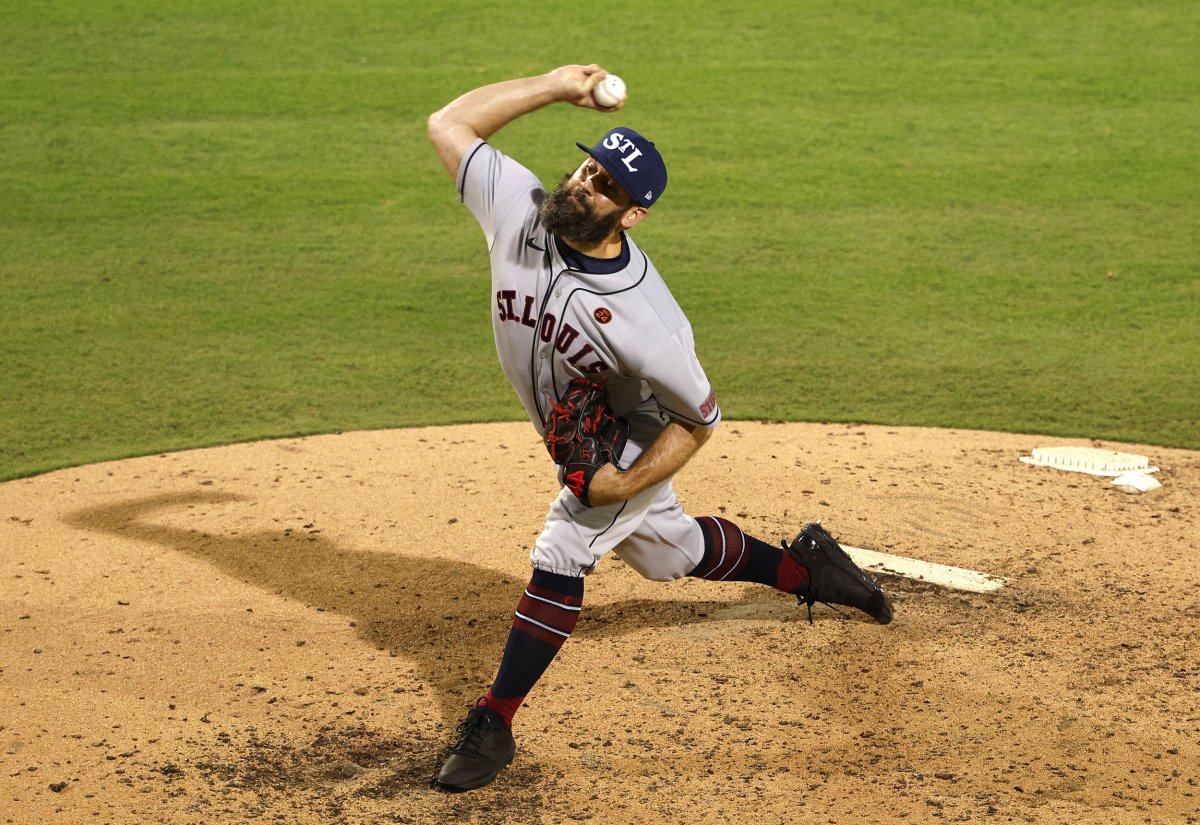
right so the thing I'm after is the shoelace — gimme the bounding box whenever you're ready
[784,535,857,625]
[450,712,492,756]
[786,537,819,624]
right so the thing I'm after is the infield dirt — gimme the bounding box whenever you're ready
[2,422,1198,824]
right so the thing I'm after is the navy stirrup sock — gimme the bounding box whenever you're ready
[480,568,584,726]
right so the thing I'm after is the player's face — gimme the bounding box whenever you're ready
[538,162,634,247]
[571,158,634,215]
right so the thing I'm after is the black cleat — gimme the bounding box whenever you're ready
[434,705,516,792]
[784,522,893,625]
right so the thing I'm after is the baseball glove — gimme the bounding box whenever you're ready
[544,377,629,507]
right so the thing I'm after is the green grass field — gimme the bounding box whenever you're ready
[2,0,1197,480]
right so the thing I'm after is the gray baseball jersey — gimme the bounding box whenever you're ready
[457,138,720,462]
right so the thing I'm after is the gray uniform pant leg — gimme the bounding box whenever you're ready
[529,478,705,581]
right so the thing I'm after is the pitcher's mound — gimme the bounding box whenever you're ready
[2,422,1197,824]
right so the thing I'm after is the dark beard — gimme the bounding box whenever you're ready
[538,174,624,247]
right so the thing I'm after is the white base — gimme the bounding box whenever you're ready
[844,545,1008,593]
[1020,446,1157,477]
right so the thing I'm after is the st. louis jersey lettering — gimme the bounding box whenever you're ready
[495,290,536,328]
[496,289,609,375]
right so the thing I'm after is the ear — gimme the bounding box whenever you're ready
[620,205,648,230]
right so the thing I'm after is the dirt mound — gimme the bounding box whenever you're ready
[2,422,1198,824]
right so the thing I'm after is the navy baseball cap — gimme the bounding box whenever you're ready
[576,127,668,208]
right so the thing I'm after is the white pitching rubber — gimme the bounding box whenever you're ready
[843,545,1008,593]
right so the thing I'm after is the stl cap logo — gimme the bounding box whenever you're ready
[594,307,613,324]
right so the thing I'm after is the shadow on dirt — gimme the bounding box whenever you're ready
[60,490,843,813]
[64,490,767,726]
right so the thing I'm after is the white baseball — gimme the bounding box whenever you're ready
[592,74,626,108]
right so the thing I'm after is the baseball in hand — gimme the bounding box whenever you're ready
[592,74,626,108]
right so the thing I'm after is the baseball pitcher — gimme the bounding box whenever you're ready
[426,63,892,792]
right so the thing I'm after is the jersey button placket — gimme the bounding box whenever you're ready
[537,270,569,412]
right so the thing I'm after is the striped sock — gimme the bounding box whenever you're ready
[688,516,810,597]
[689,516,750,580]
[480,569,584,727]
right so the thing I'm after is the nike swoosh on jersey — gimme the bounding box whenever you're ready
[526,235,545,252]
